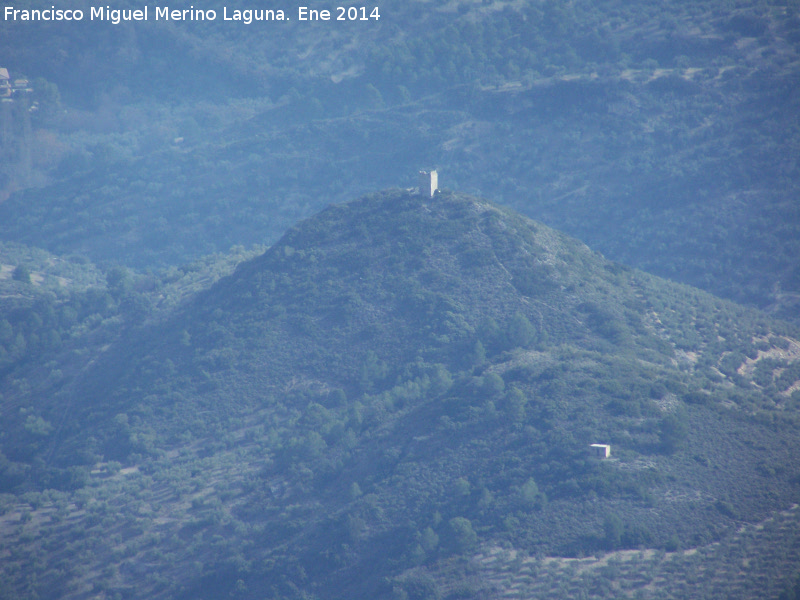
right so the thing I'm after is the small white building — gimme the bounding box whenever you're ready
[0,68,10,98]
[418,169,438,198]
[590,444,611,458]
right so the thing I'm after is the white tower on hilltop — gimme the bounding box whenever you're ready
[418,170,438,197]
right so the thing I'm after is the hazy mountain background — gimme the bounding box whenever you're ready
[1,0,798,318]
[1,1,800,598]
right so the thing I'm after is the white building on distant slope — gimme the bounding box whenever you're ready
[590,444,611,458]
[0,68,10,98]
[418,169,438,197]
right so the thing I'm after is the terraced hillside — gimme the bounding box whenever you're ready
[1,191,799,599]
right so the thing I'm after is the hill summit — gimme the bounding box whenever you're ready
[3,190,800,600]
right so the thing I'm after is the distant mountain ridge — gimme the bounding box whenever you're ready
[1,0,799,324]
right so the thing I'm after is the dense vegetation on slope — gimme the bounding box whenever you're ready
[1,191,799,599]
[1,0,799,596]
[0,0,798,321]
[0,240,265,380]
